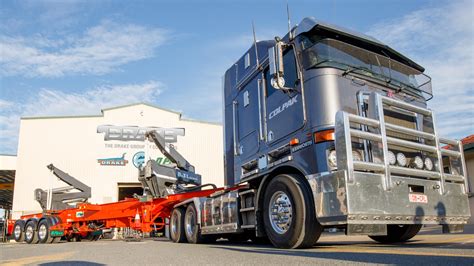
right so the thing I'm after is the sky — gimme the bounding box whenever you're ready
[0,0,473,155]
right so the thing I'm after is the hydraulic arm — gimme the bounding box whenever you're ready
[34,164,91,211]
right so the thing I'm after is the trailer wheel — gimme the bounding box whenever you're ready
[184,203,212,244]
[38,219,54,244]
[263,174,322,249]
[24,220,39,244]
[170,208,186,243]
[13,220,25,242]
[369,224,422,243]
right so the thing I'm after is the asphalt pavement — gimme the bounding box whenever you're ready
[1,225,473,265]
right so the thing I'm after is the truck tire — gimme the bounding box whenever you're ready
[369,224,422,243]
[170,208,187,243]
[24,220,39,244]
[13,220,25,242]
[263,174,322,249]
[38,219,54,244]
[184,203,209,244]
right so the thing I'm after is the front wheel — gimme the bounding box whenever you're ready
[369,224,422,243]
[263,174,322,249]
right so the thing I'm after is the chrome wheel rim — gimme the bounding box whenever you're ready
[25,225,34,240]
[171,213,178,236]
[14,225,22,239]
[38,224,47,240]
[185,210,195,237]
[269,191,293,234]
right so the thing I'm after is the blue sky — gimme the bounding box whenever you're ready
[0,0,473,155]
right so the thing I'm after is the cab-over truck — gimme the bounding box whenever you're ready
[164,17,471,248]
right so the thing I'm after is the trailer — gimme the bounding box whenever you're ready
[8,132,227,244]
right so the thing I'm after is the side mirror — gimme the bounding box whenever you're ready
[268,40,286,89]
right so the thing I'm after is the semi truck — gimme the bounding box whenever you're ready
[8,17,471,249]
[164,17,471,248]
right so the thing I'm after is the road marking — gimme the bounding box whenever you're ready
[0,251,75,266]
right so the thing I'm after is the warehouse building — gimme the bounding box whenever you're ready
[8,103,223,218]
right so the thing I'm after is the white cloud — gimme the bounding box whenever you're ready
[0,20,168,77]
[0,81,164,154]
[368,0,474,139]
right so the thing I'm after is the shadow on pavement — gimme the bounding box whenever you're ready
[40,261,105,266]
[209,245,474,265]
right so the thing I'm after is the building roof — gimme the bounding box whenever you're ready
[443,134,474,152]
[20,102,221,126]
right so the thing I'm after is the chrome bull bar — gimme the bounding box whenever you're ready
[335,92,468,194]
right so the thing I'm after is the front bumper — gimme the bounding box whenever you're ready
[308,170,471,227]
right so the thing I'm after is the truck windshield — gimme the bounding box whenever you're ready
[301,38,432,100]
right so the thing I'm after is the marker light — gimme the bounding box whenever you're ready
[424,157,433,171]
[387,151,396,165]
[314,129,335,144]
[413,156,424,169]
[396,153,407,167]
[328,150,337,167]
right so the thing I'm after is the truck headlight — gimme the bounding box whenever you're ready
[424,157,433,171]
[387,151,396,165]
[352,150,362,161]
[328,150,337,167]
[412,156,424,169]
[396,152,407,167]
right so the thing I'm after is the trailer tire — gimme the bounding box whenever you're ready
[184,203,209,244]
[13,220,25,242]
[369,224,422,243]
[263,174,322,249]
[170,208,187,243]
[24,220,39,244]
[38,219,54,244]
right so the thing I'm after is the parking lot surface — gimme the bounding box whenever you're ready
[1,225,473,265]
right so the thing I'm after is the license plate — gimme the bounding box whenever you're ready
[409,193,428,203]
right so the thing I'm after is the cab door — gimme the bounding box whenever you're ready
[264,47,304,144]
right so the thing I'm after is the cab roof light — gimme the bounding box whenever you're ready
[314,129,335,144]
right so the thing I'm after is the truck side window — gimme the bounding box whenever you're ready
[265,47,298,97]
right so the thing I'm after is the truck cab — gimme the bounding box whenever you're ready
[218,17,470,248]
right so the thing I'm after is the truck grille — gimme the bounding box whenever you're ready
[335,92,468,194]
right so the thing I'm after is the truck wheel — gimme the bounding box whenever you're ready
[369,224,422,243]
[170,208,187,243]
[38,219,54,243]
[263,174,322,249]
[13,220,25,242]
[24,220,39,244]
[184,203,208,244]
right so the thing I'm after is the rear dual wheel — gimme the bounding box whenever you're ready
[13,220,25,242]
[25,220,39,244]
[38,219,55,243]
[170,208,186,243]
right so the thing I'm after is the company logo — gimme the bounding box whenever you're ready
[97,153,129,166]
[268,95,298,120]
[132,151,145,168]
[97,125,184,143]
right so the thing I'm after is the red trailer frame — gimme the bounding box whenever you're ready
[9,186,230,243]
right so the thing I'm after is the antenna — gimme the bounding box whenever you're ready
[287,2,292,40]
[252,20,260,68]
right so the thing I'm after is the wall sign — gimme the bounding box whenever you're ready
[97,125,185,143]
[97,153,129,166]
